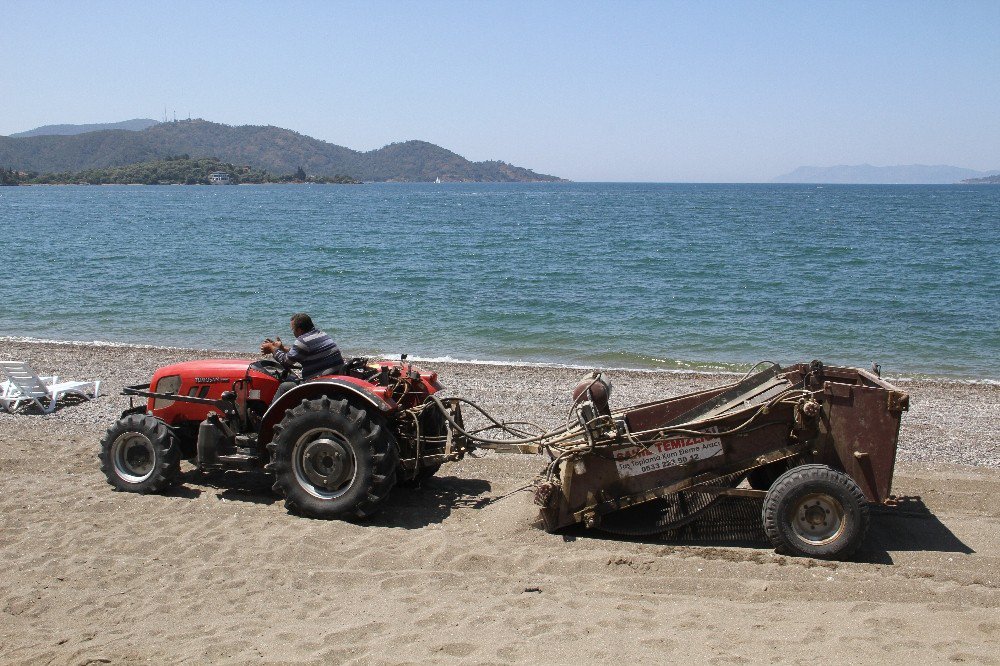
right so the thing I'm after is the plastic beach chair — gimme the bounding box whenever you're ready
[0,360,100,413]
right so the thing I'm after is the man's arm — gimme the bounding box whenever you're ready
[272,337,307,368]
[260,337,293,367]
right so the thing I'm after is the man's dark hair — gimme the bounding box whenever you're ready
[290,313,314,332]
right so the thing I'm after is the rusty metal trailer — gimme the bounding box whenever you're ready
[445,360,909,560]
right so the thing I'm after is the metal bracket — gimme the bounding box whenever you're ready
[697,486,767,499]
[887,390,910,412]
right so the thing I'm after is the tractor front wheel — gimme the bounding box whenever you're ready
[99,414,181,493]
[268,397,398,519]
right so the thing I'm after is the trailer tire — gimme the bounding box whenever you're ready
[268,397,398,520]
[99,414,181,493]
[762,464,869,560]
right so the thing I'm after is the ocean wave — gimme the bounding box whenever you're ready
[0,335,226,354]
[387,353,744,376]
[889,375,1000,387]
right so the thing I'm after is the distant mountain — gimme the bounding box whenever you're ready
[772,164,997,184]
[9,119,159,138]
[0,119,565,182]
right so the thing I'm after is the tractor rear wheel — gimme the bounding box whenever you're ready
[99,414,181,493]
[762,464,869,560]
[268,397,398,519]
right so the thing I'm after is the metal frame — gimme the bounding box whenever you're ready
[534,363,909,533]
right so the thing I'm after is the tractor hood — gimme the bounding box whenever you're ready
[151,358,255,384]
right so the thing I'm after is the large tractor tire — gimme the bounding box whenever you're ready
[267,397,398,520]
[762,464,870,560]
[99,414,181,493]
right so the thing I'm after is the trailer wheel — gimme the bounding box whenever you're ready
[268,397,398,520]
[762,464,869,560]
[99,414,181,493]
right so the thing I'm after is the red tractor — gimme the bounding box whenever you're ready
[99,356,465,519]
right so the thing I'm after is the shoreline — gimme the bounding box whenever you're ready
[3,335,996,385]
[2,337,997,469]
[3,181,361,187]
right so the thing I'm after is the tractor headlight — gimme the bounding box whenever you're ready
[153,374,181,409]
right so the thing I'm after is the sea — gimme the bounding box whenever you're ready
[1,183,997,380]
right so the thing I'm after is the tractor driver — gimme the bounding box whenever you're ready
[260,313,345,385]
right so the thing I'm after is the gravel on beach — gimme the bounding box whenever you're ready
[2,339,997,468]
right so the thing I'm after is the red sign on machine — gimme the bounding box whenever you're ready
[613,428,723,478]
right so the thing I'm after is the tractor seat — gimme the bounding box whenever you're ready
[311,361,348,378]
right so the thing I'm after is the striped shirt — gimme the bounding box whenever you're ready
[272,328,344,379]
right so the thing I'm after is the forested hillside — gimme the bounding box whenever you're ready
[2,156,357,185]
[0,119,564,182]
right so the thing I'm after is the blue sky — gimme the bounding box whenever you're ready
[3,1,998,181]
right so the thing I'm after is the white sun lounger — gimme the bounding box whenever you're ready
[0,360,100,414]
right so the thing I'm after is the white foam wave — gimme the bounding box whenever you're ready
[376,352,743,376]
[0,335,226,354]
[891,375,1000,387]
[4,337,995,383]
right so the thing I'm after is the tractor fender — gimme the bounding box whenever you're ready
[258,379,398,446]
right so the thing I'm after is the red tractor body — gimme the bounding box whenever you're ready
[145,358,441,426]
[101,356,462,520]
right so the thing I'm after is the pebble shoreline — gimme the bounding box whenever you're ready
[1,339,997,468]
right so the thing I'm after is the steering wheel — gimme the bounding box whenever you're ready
[254,358,294,382]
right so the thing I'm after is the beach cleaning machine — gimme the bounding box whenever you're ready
[448,360,909,560]
[101,355,907,560]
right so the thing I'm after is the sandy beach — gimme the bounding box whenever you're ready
[1,339,998,664]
